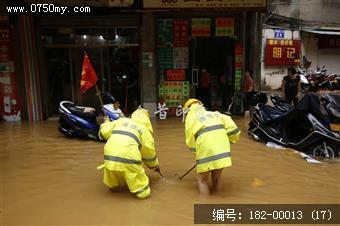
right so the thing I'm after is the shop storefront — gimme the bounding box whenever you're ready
[143,0,265,114]
[7,0,265,121]
[10,0,143,122]
[38,14,142,117]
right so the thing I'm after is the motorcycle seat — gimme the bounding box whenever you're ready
[61,101,97,121]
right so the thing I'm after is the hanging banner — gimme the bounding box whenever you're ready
[0,26,21,121]
[233,43,243,114]
[234,43,243,92]
[265,39,301,66]
[144,0,266,9]
[192,18,211,37]
[173,19,189,47]
[215,18,234,37]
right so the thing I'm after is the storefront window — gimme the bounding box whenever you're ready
[41,27,139,46]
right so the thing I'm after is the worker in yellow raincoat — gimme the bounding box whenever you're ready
[183,99,241,195]
[97,108,160,199]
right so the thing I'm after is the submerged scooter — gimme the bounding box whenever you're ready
[58,92,121,140]
[270,94,294,112]
[248,93,339,158]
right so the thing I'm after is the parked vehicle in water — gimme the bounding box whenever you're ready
[248,93,339,159]
[297,65,339,92]
[58,93,121,140]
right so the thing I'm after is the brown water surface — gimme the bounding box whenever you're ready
[1,117,339,225]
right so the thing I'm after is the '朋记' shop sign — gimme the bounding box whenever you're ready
[265,39,301,66]
[144,0,266,8]
[23,0,135,7]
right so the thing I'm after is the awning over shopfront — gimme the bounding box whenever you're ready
[302,27,340,36]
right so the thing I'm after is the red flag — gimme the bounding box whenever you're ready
[80,52,98,93]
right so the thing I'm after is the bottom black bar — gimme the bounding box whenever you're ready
[194,204,340,224]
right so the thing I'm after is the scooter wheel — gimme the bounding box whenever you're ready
[309,143,337,159]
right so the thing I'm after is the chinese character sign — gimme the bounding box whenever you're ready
[155,103,169,120]
[212,208,237,222]
[173,19,189,47]
[215,18,234,37]
[192,18,211,37]
[175,105,189,122]
[265,39,301,66]
[158,81,190,109]
[144,0,266,9]
[213,209,225,222]
[166,69,186,81]
[234,44,243,92]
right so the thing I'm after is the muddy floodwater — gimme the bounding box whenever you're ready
[1,117,339,225]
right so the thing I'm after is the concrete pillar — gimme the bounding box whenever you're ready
[15,16,43,122]
[140,12,157,116]
[253,12,264,89]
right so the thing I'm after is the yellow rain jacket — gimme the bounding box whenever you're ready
[185,103,240,173]
[98,109,158,198]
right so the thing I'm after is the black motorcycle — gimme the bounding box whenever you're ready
[270,94,294,112]
[248,93,340,158]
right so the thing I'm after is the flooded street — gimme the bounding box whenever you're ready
[1,117,339,225]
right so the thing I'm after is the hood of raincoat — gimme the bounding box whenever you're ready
[131,108,153,133]
[183,98,202,110]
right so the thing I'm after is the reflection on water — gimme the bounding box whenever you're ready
[1,118,339,225]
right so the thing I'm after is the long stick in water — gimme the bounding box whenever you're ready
[157,170,164,177]
[178,164,196,180]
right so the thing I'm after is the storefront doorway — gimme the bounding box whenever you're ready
[155,15,241,113]
[41,25,140,118]
[189,37,235,110]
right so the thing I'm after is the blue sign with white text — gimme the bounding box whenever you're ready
[274,29,284,39]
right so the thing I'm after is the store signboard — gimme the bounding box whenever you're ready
[159,81,190,108]
[166,69,185,81]
[173,19,189,47]
[144,0,266,9]
[234,44,243,92]
[215,18,234,37]
[192,18,211,37]
[23,0,140,7]
[265,39,301,66]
